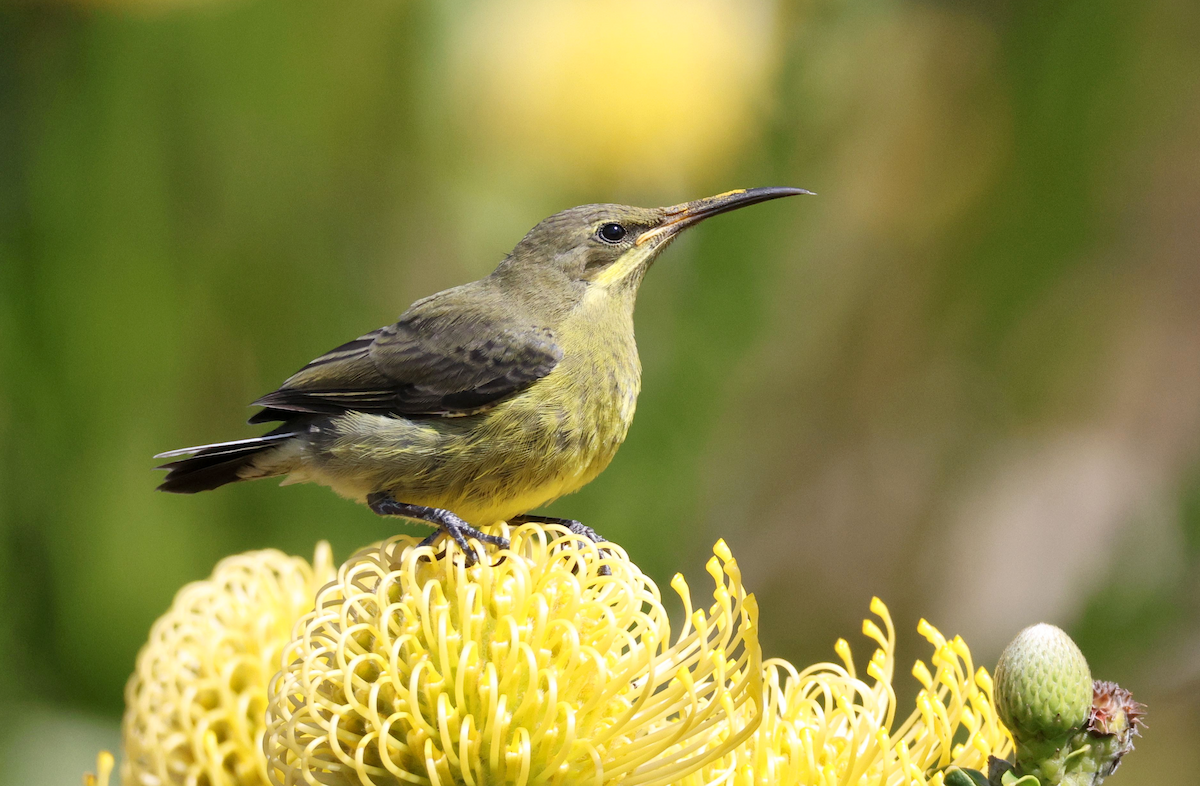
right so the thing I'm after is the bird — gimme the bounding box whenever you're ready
[157,187,811,558]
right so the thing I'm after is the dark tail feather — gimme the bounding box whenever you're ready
[155,432,296,494]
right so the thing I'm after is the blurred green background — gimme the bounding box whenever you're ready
[2,0,1199,783]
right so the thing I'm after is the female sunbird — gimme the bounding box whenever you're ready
[157,187,810,555]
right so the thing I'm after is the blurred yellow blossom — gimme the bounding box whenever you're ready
[121,544,335,786]
[449,0,778,188]
[265,524,762,786]
[679,598,1013,785]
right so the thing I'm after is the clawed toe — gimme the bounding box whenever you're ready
[369,493,509,564]
[511,514,613,575]
[566,520,606,544]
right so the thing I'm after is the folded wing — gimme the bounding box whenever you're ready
[250,297,562,424]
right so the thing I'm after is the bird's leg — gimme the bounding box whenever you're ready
[367,493,509,564]
[510,514,612,575]
[510,514,607,543]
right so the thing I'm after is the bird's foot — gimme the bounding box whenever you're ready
[510,514,612,575]
[510,514,607,542]
[367,493,509,565]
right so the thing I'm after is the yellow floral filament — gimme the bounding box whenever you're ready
[83,751,114,786]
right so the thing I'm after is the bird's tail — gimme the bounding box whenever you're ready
[155,432,296,493]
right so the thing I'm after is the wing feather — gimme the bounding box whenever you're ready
[249,295,561,424]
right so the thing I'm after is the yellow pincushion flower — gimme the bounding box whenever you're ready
[264,524,762,786]
[121,544,335,786]
[679,598,1013,786]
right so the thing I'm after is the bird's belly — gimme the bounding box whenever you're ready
[300,370,637,525]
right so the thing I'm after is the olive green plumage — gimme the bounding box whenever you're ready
[157,188,809,534]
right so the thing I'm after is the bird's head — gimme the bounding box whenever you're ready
[497,187,812,309]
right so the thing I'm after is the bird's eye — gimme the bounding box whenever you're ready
[598,223,627,243]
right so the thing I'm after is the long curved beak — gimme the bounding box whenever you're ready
[636,186,814,246]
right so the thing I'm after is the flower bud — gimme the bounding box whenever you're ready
[993,623,1092,742]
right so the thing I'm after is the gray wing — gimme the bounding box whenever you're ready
[249,298,561,424]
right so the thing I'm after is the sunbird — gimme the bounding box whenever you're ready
[157,187,810,556]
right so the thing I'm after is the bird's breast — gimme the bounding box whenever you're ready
[546,333,641,460]
[465,311,642,510]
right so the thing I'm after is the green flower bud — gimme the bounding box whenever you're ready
[994,623,1093,742]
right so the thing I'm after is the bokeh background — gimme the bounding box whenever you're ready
[2,0,1199,783]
